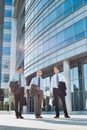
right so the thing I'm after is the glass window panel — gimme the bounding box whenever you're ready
[73,1,83,11]
[1,74,9,83]
[73,80,79,90]
[44,16,49,27]
[49,35,56,48]
[86,18,87,30]
[74,20,84,35]
[74,32,85,41]
[5,0,12,5]
[38,21,43,32]
[44,40,49,52]
[49,10,56,23]
[4,10,12,17]
[64,38,74,46]
[56,4,63,17]
[72,67,79,80]
[3,34,11,42]
[57,31,64,43]
[64,26,73,40]
[84,0,87,3]
[39,45,43,55]
[72,0,82,5]
[2,47,10,55]
[84,78,87,90]
[4,22,11,29]
[63,0,72,11]
[2,59,10,69]
[57,42,64,50]
[83,64,87,78]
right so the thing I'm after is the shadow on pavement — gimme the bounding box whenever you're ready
[24,117,87,126]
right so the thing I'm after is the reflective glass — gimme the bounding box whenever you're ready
[3,34,11,42]
[2,59,10,69]
[63,0,72,11]
[84,78,87,90]
[2,47,10,55]
[84,0,87,3]
[56,4,62,17]
[57,31,64,43]
[1,74,9,83]
[86,18,87,30]
[72,0,82,5]
[44,16,49,27]
[74,32,85,41]
[44,40,49,52]
[73,1,83,11]
[5,0,12,5]
[74,19,84,35]
[4,10,12,17]
[49,10,56,23]
[4,22,11,29]
[49,35,56,48]
[64,26,73,40]
[83,64,87,78]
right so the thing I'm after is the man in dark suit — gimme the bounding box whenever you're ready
[10,66,26,119]
[51,66,70,118]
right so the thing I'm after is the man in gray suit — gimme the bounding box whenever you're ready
[30,70,45,118]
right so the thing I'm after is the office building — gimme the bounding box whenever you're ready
[13,0,25,67]
[25,0,87,112]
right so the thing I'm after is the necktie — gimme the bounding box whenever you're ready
[38,77,40,88]
[56,74,59,87]
[19,74,21,86]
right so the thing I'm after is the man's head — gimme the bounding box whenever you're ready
[37,70,42,77]
[17,66,23,74]
[54,66,60,74]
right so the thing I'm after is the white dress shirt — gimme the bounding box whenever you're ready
[30,76,45,95]
[51,74,66,93]
[10,72,26,88]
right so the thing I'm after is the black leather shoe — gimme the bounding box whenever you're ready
[19,116,24,119]
[65,115,70,118]
[54,116,59,118]
[16,116,19,119]
[39,116,43,118]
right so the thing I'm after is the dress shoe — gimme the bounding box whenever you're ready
[39,116,43,118]
[16,116,19,119]
[19,116,24,119]
[54,116,59,118]
[36,116,39,118]
[65,115,70,118]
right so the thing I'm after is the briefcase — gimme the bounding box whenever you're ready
[9,81,20,94]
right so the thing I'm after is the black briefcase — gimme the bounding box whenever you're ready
[9,81,20,94]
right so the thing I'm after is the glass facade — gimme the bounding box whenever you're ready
[1,0,12,88]
[71,58,87,111]
[25,0,87,76]
[25,0,87,111]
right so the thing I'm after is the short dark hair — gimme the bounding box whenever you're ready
[17,66,23,70]
[54,66,60,70]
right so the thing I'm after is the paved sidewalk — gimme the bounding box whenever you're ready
[0,113,87,130]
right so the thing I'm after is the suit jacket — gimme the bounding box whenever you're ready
[58,82,67,96]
